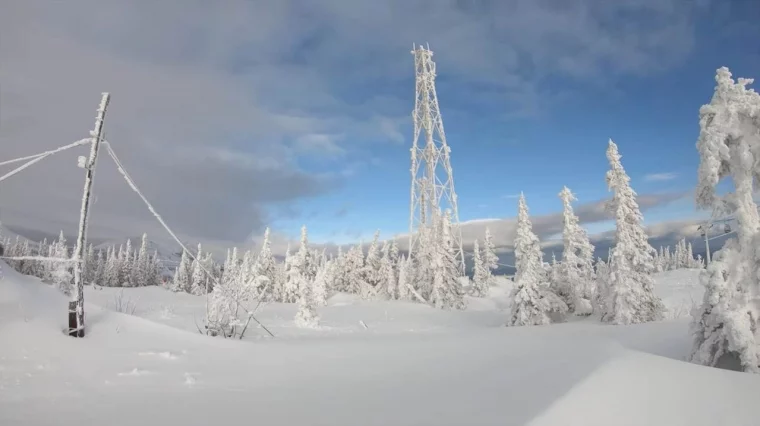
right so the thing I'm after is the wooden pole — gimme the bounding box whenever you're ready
[69,93,110,338]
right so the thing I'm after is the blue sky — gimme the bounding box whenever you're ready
[266,1,760,244]
[2,0,759,253]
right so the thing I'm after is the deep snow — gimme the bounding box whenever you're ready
[1,264,758,426]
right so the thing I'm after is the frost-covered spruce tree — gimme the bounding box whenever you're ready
[377,240,395,299]
[103,246,118,287]
[134,234,149,286]
[430,210,465,310]
[120,239,134,287]
[557,186,596,315]
[49,231,73,295]
[363,231,383,290]
[508,195,567,326]
[254,228,277,301]
[312,258,332,306]
[594,257,610,313]
[690,67,760,373]
[397,255,410,300]
[19,239,34,276]
[84,243,95,284]
[93,249,105,286]
[603,140,664,324]
[386,239,401,299]
[483,227,499,277]
[471,239,490,297]
[282,244,300,302]
[172,248,192,292]
[190,244,207,295]
[293,226,319,328]
[345,244,370,297]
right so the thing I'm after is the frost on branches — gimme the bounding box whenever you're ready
[508,194,567,326]
[690,67,760,373]
[602,140,664,325]
[293,226,319,328]
[556,186,596,315]
[430,210,465,310]
[483,228,499,277]
[471,239,490,297]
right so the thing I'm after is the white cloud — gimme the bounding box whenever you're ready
[644,172,679,182]
[0,0,710,251]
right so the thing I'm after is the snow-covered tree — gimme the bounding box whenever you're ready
[93,249,105,286]
[557,186,596,315]
[50,231,72,295]
[103,246,118,287]
[377,240,396,299]
[602,140,665,325]
[483,227,499,276]
[397,255,411,300]
[293,226,319,328]
[312,258,332,306]
[430,210,465,310]
[362,231,383,291]
[83,244,95,284]
[133,234,149,286]
[594,257,610,312]
[690,67,760,373]
[121,239,135,287]
[254,228,277,301]
[172,248,192,293]
[471,239,490,297]
[190,244,207,295]
[282,244,300,303]
[345,244,370,297]
[508,194,567,326]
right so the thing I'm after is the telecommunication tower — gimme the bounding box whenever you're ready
[408,44,465,273]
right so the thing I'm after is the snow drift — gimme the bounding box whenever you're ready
[1,262,758,426]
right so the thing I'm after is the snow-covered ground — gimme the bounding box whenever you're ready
[1,264,758,426]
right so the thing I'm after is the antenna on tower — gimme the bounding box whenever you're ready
[408,44,465,274]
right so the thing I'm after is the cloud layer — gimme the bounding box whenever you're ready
[1,0,710,253]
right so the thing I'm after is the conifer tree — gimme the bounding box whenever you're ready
[121,240,134,287]
[690,67,760,372]
[254,228,277,301]
[430,210,465,310]
[83,243,95,284]
[134,234,149,286]
[20,239,34,276]
[312,259,332,306]
[557,186,596,315]
[594,257,610,312]
[397,255,410,300]
[190,243,207,295]
[483,227,499,276]
[103,246,118,287]
[602,140,664,324]
[50,231,72,295]
[363,231,383,291]
[471,239,490,297]
[172,248,192,292]
[93,249,105,286]
[508,194,567,326]
[294,226,319,328]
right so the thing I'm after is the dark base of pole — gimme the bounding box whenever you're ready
[68,301,85,338]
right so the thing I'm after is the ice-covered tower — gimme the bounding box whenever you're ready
[408,44,464,273]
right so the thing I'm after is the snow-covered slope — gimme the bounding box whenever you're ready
[1,265,758,426]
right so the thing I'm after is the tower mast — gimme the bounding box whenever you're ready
[408,44,465,274]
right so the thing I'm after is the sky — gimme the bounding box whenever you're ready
[1,0,759,257]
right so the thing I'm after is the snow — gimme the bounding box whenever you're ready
[1,262,759,425]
